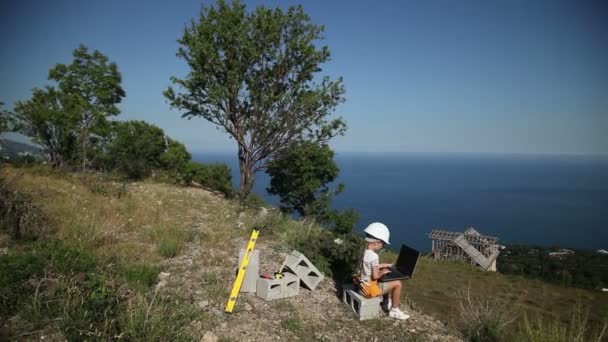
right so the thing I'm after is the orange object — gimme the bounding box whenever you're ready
[359,280,382,298]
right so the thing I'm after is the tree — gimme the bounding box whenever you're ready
[266,141,358,233]
[12,87,80,167]
[49,45,125,170]
[165,0,346,197]
[0,102,10,134]
[105,120,166,179]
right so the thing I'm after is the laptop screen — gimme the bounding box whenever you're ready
[394,244,420,278]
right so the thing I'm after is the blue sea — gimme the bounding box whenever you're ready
[193,152,608,252]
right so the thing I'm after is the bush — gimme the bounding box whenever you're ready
[266,142,358,233]
[266,142,339,217]
[240,192,271,210]
[160,138,192,183]
[456,289,513,342]
[103,120,167,179]
[184,161,233,197]
[287,224,364,282]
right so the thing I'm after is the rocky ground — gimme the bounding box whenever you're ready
[152,202,463,342]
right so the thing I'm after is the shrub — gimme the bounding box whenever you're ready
[287,224,364,282]
[160,138,192,183]
[104,120,166,179]
[184,161,233,197]
[240,192,271,210]
[456,288,513,342]
[266,141,358,233]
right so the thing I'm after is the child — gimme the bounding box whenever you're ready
[357,222,410,320]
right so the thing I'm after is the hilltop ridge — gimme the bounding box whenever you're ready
[0,166,460,341]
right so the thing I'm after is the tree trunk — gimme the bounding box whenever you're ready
[82,126,88,171]
[238,145,254,197]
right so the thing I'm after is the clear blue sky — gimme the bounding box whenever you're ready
[1,0,606,155]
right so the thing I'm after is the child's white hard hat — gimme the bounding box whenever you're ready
[363,222,390,245]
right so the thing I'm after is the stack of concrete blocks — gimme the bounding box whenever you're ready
[342,283,381,320]
[238,249,260,293]
[283,250,324,290]
[254,250,324,301]
[256,272,300,301]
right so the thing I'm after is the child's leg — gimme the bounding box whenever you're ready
[382,280,402,307]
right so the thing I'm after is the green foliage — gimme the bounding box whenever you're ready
[151,226,187,257]
[513,310,608,342]
[281,318,303,332]
[328,208,360,235]
[12,45,125,170]
[456,290,512,342]
[498,245,608,290]
[267,142,339,216]
[160,137,192,182]
[165,0,346,196]
[184,161,233,197]
[239,192,270,210]
[266,141,358,233]
[120,293,196,341]
[288,226,364,282]
[12,87,80,167]
[121,263,160,290]
[0,241,97,316]
[0,102,11,133]
[104,120,167,179]
[49,44,126,170]
[0,238,194,340]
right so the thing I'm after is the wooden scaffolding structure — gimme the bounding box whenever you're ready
[428,227,501,271]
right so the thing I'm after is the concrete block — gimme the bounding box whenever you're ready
[256,273,300,301]
[342,283,381,321]
[284,250,324,290]
[238,249,260,293]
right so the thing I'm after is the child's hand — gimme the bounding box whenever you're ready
[380,268,392,276]
[379,263,393,269]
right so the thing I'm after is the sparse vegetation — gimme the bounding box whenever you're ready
[2,164,607,341]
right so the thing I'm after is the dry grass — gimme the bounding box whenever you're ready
[0,165,246,265]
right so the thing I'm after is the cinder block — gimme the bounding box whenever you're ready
[342,283,381,321]
[284,250,324,290]
[256,273,300,301]
[238,249,260,293]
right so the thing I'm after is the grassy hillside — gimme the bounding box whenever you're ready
[1,165,606,341]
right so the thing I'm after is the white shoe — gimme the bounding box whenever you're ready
[389,308,410,320]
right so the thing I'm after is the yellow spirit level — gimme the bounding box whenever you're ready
[225,228,260,313]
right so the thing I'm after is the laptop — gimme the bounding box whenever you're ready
[379,244,420,282]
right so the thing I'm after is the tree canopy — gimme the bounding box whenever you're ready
[165,0,346,196]
[13,87,80,167]
[105,120,167,179]
[49,45,125,170]
[266,141,358,234]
